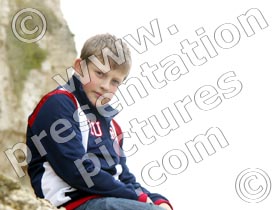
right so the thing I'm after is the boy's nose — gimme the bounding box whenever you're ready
[100,79,110,91]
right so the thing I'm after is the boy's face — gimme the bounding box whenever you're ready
[74,59,128,107]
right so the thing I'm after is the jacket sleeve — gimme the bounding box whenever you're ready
[119,156,173,209]
[28,92,143,201]
[114,121,173,209]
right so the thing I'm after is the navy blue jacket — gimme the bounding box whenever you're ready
[26,75,171,209]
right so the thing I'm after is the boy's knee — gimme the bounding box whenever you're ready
[104,197,119,209]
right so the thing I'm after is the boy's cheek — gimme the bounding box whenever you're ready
[83,81,95,89]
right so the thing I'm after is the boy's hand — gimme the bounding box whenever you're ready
[145,197,172,210]
[159,203,172,210]
[146,197,153,203]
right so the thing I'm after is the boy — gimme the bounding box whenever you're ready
[26,34,173,210]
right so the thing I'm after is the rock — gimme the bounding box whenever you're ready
[0,0,76,182]
[0,0,77,133]
[0,0,76,208]
[0,173,65,210]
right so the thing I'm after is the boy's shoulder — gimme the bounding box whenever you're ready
[28,88,78,127]
[36,88,78,111]
[42,89,78,107]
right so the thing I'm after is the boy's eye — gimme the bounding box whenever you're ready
[95,71,104,76]
[112,80,120,86]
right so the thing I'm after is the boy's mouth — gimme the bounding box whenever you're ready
[93,91,102,98]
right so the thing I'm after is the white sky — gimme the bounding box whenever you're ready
[60,1,280,209]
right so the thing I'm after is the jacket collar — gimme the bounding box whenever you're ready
[63,73,119,121]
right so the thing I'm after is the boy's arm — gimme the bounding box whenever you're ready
[28,92,145,202]
[114,122,173,209]
[119,159,173,209]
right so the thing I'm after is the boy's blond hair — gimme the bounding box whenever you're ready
[80,33,131,74]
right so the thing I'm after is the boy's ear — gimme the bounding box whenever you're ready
[74,58,83,75]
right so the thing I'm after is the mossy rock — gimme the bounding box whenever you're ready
[5,0,63,97]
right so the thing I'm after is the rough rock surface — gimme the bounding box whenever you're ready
[0,0,76,209]
[0,173,65,210]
